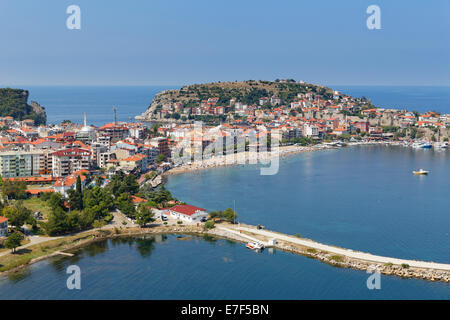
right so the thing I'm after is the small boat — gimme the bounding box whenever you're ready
[434,142,448,149]
[246,241,264,251]
[413,169,429,175]
[412,142,432,149]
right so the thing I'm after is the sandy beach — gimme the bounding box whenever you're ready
[164,144,321,176]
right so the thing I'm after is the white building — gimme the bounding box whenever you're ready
[165,205,208,223]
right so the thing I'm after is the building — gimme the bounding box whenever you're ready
[97,123,129,141]
[53,170,88,197]
[51,148,91,177]
[119,154,148,173]
[0,151,45,178]
[0,216,8,237]
[354,121,370,133]
[149,137,170,159]
[165,204,208,223]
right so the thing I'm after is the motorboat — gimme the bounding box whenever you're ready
[413,169,429,175]
[412,142,432,149]
[246,241,265,251]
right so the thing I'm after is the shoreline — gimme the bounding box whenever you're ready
[163,141,403,176]
[2,221,450,283]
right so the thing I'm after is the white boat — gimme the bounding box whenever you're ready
[434,142,448,149]
[413,169,429,175]
[412,142,432,149]
[246,241,264,251]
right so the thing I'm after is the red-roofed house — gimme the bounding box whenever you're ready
[165,204,208,223]
[53,170,88,197]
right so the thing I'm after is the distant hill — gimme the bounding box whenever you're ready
[0,88,46,125]
[137,80,335,121]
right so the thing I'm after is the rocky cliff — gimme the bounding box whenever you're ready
[0,88,47,125]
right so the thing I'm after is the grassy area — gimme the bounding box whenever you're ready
[0,232,96,273]
[22,198,52,220]
[329,255,345,263]
[0,239,30,254]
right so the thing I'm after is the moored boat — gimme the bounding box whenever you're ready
[246,241,265,251]
[412,142,432,149]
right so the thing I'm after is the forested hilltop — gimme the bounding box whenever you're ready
[136,80,341,122]
[0,88,47,125]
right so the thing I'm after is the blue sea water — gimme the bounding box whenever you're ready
[19,85,450,126]
[334,86,450,114]
[0,235,449,300]
[167,146,450,263]
[25,86,177,126]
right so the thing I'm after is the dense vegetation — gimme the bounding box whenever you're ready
[147,80,335,118]
[0,88,46,125]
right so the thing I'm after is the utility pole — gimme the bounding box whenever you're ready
[233,199,236,226]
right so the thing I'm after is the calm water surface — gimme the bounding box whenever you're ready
[0,235,449,300]
[167,146,450,263]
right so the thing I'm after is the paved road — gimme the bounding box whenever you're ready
[0,235,62,257]
[219,225,450,271]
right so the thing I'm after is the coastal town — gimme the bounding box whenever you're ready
[0,81,449,282]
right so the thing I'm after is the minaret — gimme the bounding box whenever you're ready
[83,112,87,127]
[113,106,117,125]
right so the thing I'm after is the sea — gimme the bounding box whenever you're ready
[0,85,449,299]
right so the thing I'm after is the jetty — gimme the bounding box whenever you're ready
[211,224,450,282]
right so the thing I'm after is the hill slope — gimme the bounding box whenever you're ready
[137,80,334,121]
[0,88,46,125]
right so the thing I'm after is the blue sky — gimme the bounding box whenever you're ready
[0,0,449,86]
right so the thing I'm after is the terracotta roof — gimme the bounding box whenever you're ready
[26,189,55,195]
[169,204,206,216]
[131,196,146,204]
[0,216,8,223]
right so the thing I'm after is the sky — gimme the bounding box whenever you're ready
[0,0,449,86]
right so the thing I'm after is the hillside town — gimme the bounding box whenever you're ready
[0,82,449,240]
[0,85,449,192]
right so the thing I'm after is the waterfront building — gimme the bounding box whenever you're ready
[164,204,208,223]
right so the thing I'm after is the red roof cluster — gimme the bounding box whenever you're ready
[169,204,206,216]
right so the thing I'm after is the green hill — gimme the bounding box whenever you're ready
[137,80,335,120]
[0,88,46,125]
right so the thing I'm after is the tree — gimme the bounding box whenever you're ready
[115,193,136,218]
[204,221,215,229]
[2,179,27,200]
[135,203,155,227]
[5,232,24,253]
[156,154,166,164]
[120,174,139,195]
[67,176,83,210]
[2,202,33,229]
[222,208,237,223]
[43,207,70,235]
